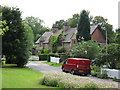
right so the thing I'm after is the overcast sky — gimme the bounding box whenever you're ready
[1,0,119,30]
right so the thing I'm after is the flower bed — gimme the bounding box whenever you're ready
[39,72,117,88]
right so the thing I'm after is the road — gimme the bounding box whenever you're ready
[26,61,119,88]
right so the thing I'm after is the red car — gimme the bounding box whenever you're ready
[62,58,91,75]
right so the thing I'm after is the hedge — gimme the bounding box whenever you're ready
[39,54,49,61]
[38,53,67,62]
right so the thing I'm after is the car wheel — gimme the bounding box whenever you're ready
[84,73,88,76]
[71,69,75,75]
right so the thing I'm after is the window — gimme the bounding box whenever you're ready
[64,59,68,64]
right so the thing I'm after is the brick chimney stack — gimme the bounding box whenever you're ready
[63,22,70,31]
[52,25,59,33]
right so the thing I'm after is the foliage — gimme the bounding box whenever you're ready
[23,16,50,42]
[91,16,108,26]
[95,43,120,69]
[67,14,79,28]
[57,46,66,53]
[49,53,66,57]
[97,73,108,79]
[68,40,101,60]
[101,23,114,43]
[40,72,117,88]
[40,48,49,54]
[50,35,59,53]
[2,6,33,67]
[38,54,49,61]
[0,20,9,35]
[0,11,9,35]
[77,10,91,41]
[114,28,120,44]
[52,19,65,29]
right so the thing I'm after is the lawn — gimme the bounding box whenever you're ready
[2,64,57,88]
[42,62,61,67]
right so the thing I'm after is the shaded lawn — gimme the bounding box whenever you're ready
[2,64,57,88]
[43,62,61,67]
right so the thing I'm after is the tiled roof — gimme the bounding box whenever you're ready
[62,28,77,42]
[36,30,62,44]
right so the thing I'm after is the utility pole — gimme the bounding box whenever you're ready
[106,29,108,66]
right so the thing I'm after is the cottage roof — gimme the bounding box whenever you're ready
[90,25,99,34]
[62,28,77,42]
[36,30,62,44]
[35,38,40,44]
[36,25,101,44]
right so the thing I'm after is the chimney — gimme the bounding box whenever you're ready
[63,22,70,31]
[52,25,59,33]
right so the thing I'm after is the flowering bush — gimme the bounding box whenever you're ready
[39,72,117,88]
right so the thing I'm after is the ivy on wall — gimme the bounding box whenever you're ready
[50,35,59,53]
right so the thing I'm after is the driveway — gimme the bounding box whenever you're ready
[26,61,62,73]
[26,61,119,88]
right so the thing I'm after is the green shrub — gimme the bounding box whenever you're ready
[91,71,98,77]
[39,54,49,61]
[39,49,49,54]
[91,65,101,72]
[49,53,59,57]
[49,53,66,57]
[113,77,120,82]
[97,73,108,79]
[57,47,66,53]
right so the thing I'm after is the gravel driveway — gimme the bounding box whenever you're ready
[26,61,119,88]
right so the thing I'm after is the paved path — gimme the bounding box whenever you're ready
[26,61,119,88]
[26,61,62,73]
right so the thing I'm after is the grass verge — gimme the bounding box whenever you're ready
[42,62,61,67]
[2,64,57,88]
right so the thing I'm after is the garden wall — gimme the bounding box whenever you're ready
[101,68,120,79]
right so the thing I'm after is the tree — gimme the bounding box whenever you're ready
[0,11,9,35]
[68,40,101,60]
[76,10,91,42]
[52,19,65,29]
[114,28,120,44]
[91,16,107,26]
[67,14,79,28]
[2,6,34,67]
[23,16,49,42]
[95,43,120,69]
[16,23,34,67]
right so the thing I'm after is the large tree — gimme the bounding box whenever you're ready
[52,19,65,29]
[91,16,108,26]
[67,14,79,28]
[2,6,34,67]
[23,16,49,42]
[76,10,91,41]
